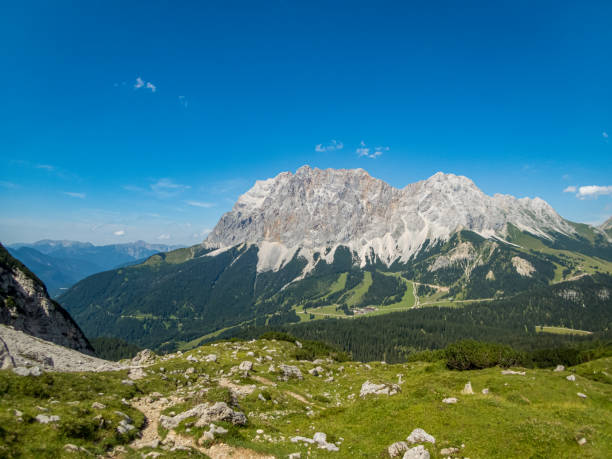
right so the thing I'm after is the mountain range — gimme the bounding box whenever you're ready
[58,167,612,351]
[6,240,183,296]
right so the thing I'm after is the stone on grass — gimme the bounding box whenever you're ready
[360,380,400,397]
[501,370,525,376]
[205,354,217,362]
[131,349,156,366]
[440,447,460,455]
[388,441,409,457]
[402,445,430,459]
[279,364,303,381]
[91,402,106,409]
[12,366,42,377]
[577,437,587,446]
[238,361,253,375]
[566,374,576,381]
[553,365,565,372]
[577,392,587,399]
[461,381,474,395]
[481,388,489,395]
[288,453,301,459]
[442,397,458,404]
[36,414,60,423]
[407,428,435,444]
[128,367,146,380]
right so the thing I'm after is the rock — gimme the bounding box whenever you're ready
[553,365,565,372]
[63,444,91,455]
[577,392,587,399]
[566,374,576,381]
[160,402,247,429]
[402,445,430,459]
[501,370,525,376]
[128,367,146,380]
[36,414,60,423]
[247,351,255,357]
[291,436,315,444]
[131,349,156,366]
[117,419,135,434]
[312,432,339,452]
[482,388,489,395]
[185,367,195,375]
[577,437,587,446]
[91,402,106,409]
[12,366,42,376]
[440,447,460,455]
[288,453,301,459]
[461,382,474,395]
[442,397,458,404]
[204,354,217,362]
[360,380,400,397]
[406,428,435,444]
[238,361,253,375]
[309,366,324,377]
[257,429,265,434]
[279,364,303,381]
[186,355,198,362]
[121,379,134,386]
[295,341,303,348]
[258,393,267,402]
[388,441,409,457]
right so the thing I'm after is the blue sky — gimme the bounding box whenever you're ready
[1,1,611,245]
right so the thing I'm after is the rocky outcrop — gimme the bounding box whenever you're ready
[0,324,124,372]
[159,402,247,429]
[0,244,93,354]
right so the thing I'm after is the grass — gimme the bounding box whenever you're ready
[3,339,611,458]
[535,326,593,336]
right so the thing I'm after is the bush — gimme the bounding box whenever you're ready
[445,340,524,370]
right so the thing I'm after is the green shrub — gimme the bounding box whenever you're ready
[445,340,524,370]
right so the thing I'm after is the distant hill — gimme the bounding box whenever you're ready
[6,240,183,296]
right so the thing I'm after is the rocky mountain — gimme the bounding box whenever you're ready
[0,243,93,354]
[59,167,612,351]
[205,166,576,272]
[601,216,612,238]
[7,240,182,296]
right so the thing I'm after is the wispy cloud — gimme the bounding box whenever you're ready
[603,132,609,139]
[178,96,188,108]
[0,181,19,189]
[565,185,612,199]
[36,164,56,172]
[134,77,157,93]
[150,178,191,198]
[62,191,86,199]
[315,139,343,153]
[186,200,215,208]
[157,233,171,240]
[356,141,388,159]
[114,230,125,236]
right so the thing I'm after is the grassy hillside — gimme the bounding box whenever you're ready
[1,338,611,458]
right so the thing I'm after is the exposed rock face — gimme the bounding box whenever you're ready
[204,166,575,273]
[159,402,247,429]
[360,380,400,397]
[0,244,93,354]
[0,324,124,372]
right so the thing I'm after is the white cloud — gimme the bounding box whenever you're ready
[62,191,86,199]
[186,200,215,208]
[178,95,188,108]
[36,164,56,171]
[576,185,612,199]
[134,77,157,93]
[315,139,343,152]
[191,228,212,240]
[603,132,609,139]
[114,230,125,236]
[150,178,190,198]
[0,181,19,189]
[563,186,577,193]
[157,233,171,240]
[356,141,388,159]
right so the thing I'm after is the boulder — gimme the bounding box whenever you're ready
[440,447,460,455]
[407,428,435,444]
[442,397,458,404]
[388,441,409,457]
[402,445,429,459]
[279,364,303,381]
[553,365,565,372]
[128,367,146,380]
[501,370,525,376]
[36,414,60,423]
[204,354,218,362]
[461,382,474,395]
[577,392,587,399]
[12,366,42,376]
[91,402,106,409]
[566,374,576,381]
[131,349,156,366]
[360,380,400,397]
[159,402,247,430]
